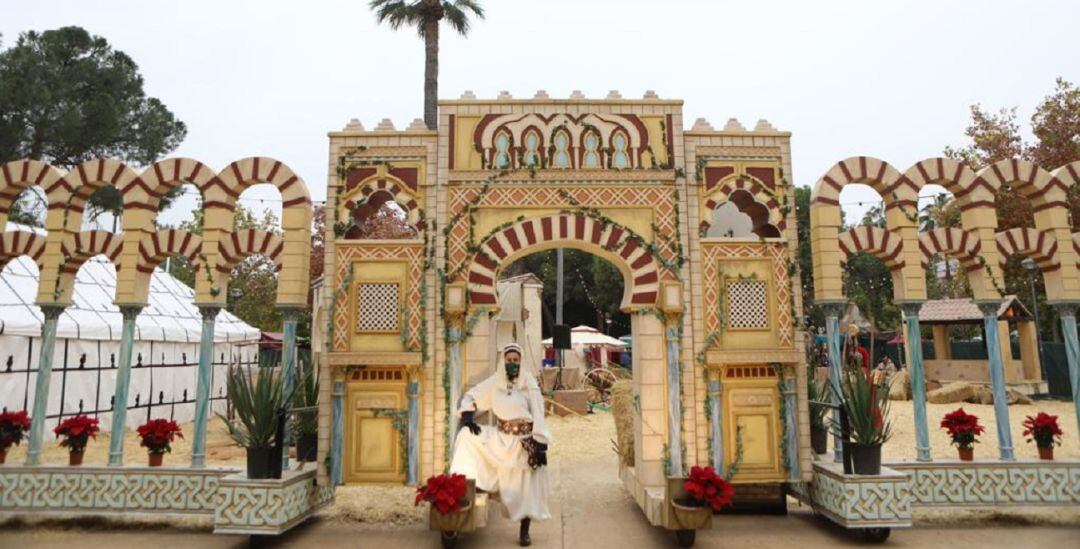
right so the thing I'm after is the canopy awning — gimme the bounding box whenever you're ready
[542,325,626,348]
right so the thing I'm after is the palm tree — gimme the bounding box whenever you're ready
[369,0,485,130]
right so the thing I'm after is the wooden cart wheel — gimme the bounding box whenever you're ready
[860,528,890,543]
[584,368,617,407]
[441,531,459,549]
[675,529,696,547]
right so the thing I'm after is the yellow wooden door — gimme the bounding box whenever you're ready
[722,366,784,483]
[345,382,405,483]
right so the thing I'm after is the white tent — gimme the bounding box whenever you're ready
[542,325,627,349]
[0,246,261,431]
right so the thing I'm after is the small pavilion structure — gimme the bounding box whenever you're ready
[918,296,1044,392]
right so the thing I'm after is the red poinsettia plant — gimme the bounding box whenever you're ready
[0,410,31,452]
[415,473,469,514]
[682,465,735,511]
[1022,412,1063,449]
[940,408,984,449]
[137,419,184,454]
[53,414,99,452]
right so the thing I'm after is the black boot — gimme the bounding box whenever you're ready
[519,518,531,546]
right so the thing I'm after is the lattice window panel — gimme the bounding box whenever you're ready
[727,279,769,329]
[356,283,400,332]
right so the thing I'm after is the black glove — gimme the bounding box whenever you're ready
[460,411,481,436]
[522,437,548,469]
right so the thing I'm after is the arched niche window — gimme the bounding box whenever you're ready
[494,131,512,169]
[552,130,571,168]
[523,130,541,167]
[611,130,630,169]
[582,131,601,169]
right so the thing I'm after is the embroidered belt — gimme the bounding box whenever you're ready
[496,418,533,436]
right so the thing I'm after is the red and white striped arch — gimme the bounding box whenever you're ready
[137,229,202,274]
[216,229,284,273]
[902,157,990,211]
[59,158,142,213]
[131,158,218,212]
[701,176,785,235]
[59,231,123,274]
[919,228,983,272]
[810,156,918,211]
[0,231,45,271]
[837,226,905,270]
[977,159,1064,212]
[996,228,1060,272]
[208,157,311,212]
[351,177,421,225]
[467,214,660,307]
[0,160,67,221]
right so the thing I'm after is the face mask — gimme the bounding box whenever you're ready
[505,362,520,380]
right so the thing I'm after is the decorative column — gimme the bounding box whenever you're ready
[664,323,683,477]
[1053,303,1080,435]
[707,372,723,471]
[446,323,464,461]
[331,379,345,485]
[978,302,1015,461]
[109,305,144,466]
[25,305,66,465]
[779,367,799,479]
[821,302,845,463]
[190,306,221,468]
[280,307,302,470]
[900,302,931,461]
[406,375,420,485]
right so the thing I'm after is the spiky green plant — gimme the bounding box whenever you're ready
[829,368,893,446]
[807,377,829,429]
[219,366,288,449]
[291,357,319,438]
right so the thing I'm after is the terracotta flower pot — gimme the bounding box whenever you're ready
[957,447,973,461]
[1038,446,1053,460]
[69,450,84,466]
[149,452,164,467]
[670,499,713,530]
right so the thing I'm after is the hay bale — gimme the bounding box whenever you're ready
[968,385,995,405]
[1007,388,1032,405]
[925,379,943,392]
[927,381,977,404]
[611,380,635,467]
[888,370,912,401]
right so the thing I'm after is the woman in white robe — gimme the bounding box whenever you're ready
[451,342,552,546]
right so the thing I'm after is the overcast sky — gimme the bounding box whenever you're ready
[3,0,1078,226]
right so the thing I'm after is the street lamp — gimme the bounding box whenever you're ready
[1021,258,1047,382]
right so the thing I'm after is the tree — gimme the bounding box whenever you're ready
[794,186,823,328]
[369,0,485,129]
[944,78,1080,339]
[0,26,187,218]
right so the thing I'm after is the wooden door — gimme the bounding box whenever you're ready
[345,381,405,483]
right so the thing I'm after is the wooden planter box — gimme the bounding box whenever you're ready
[428,479,477,534]
[664,476,712,531]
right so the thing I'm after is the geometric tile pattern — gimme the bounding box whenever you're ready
[213,468,335,535]
[701,243,792,346]
[356,283,400,332]
[333,244,424,352]
[0,466,236,515]
[888,461,1080,507]
[727,279,768,328]
[790,461,913,528]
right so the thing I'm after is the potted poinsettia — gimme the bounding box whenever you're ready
[672,465,733,521]
[1022,412,1063,460]
[137,419,184,466]
[0,410,31,464]
[53,414,99,466]
[416,473,475,541]
[940,408,984,461]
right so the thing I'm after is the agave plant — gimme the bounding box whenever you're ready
[291,357,319,438]
[829,367,893,446]
[219,366,288,449]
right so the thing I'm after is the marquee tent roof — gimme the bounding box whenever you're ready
[0,228,261,343]
[542,325,626,349]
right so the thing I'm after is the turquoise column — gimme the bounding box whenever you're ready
[109,305,144,466]
[331,380,345,485]
[25,305,66,465]
[1053,303,1080,436]
[447,324,463,464]
[280,307,301,470]
[406,378,420,485]
[190,306,220,468]
[822,303,845,463]
[978,302,1015,461]
[780,373,799,479]
[708,376,723,471]
[901,303,932,461]
[664,324,683,477]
